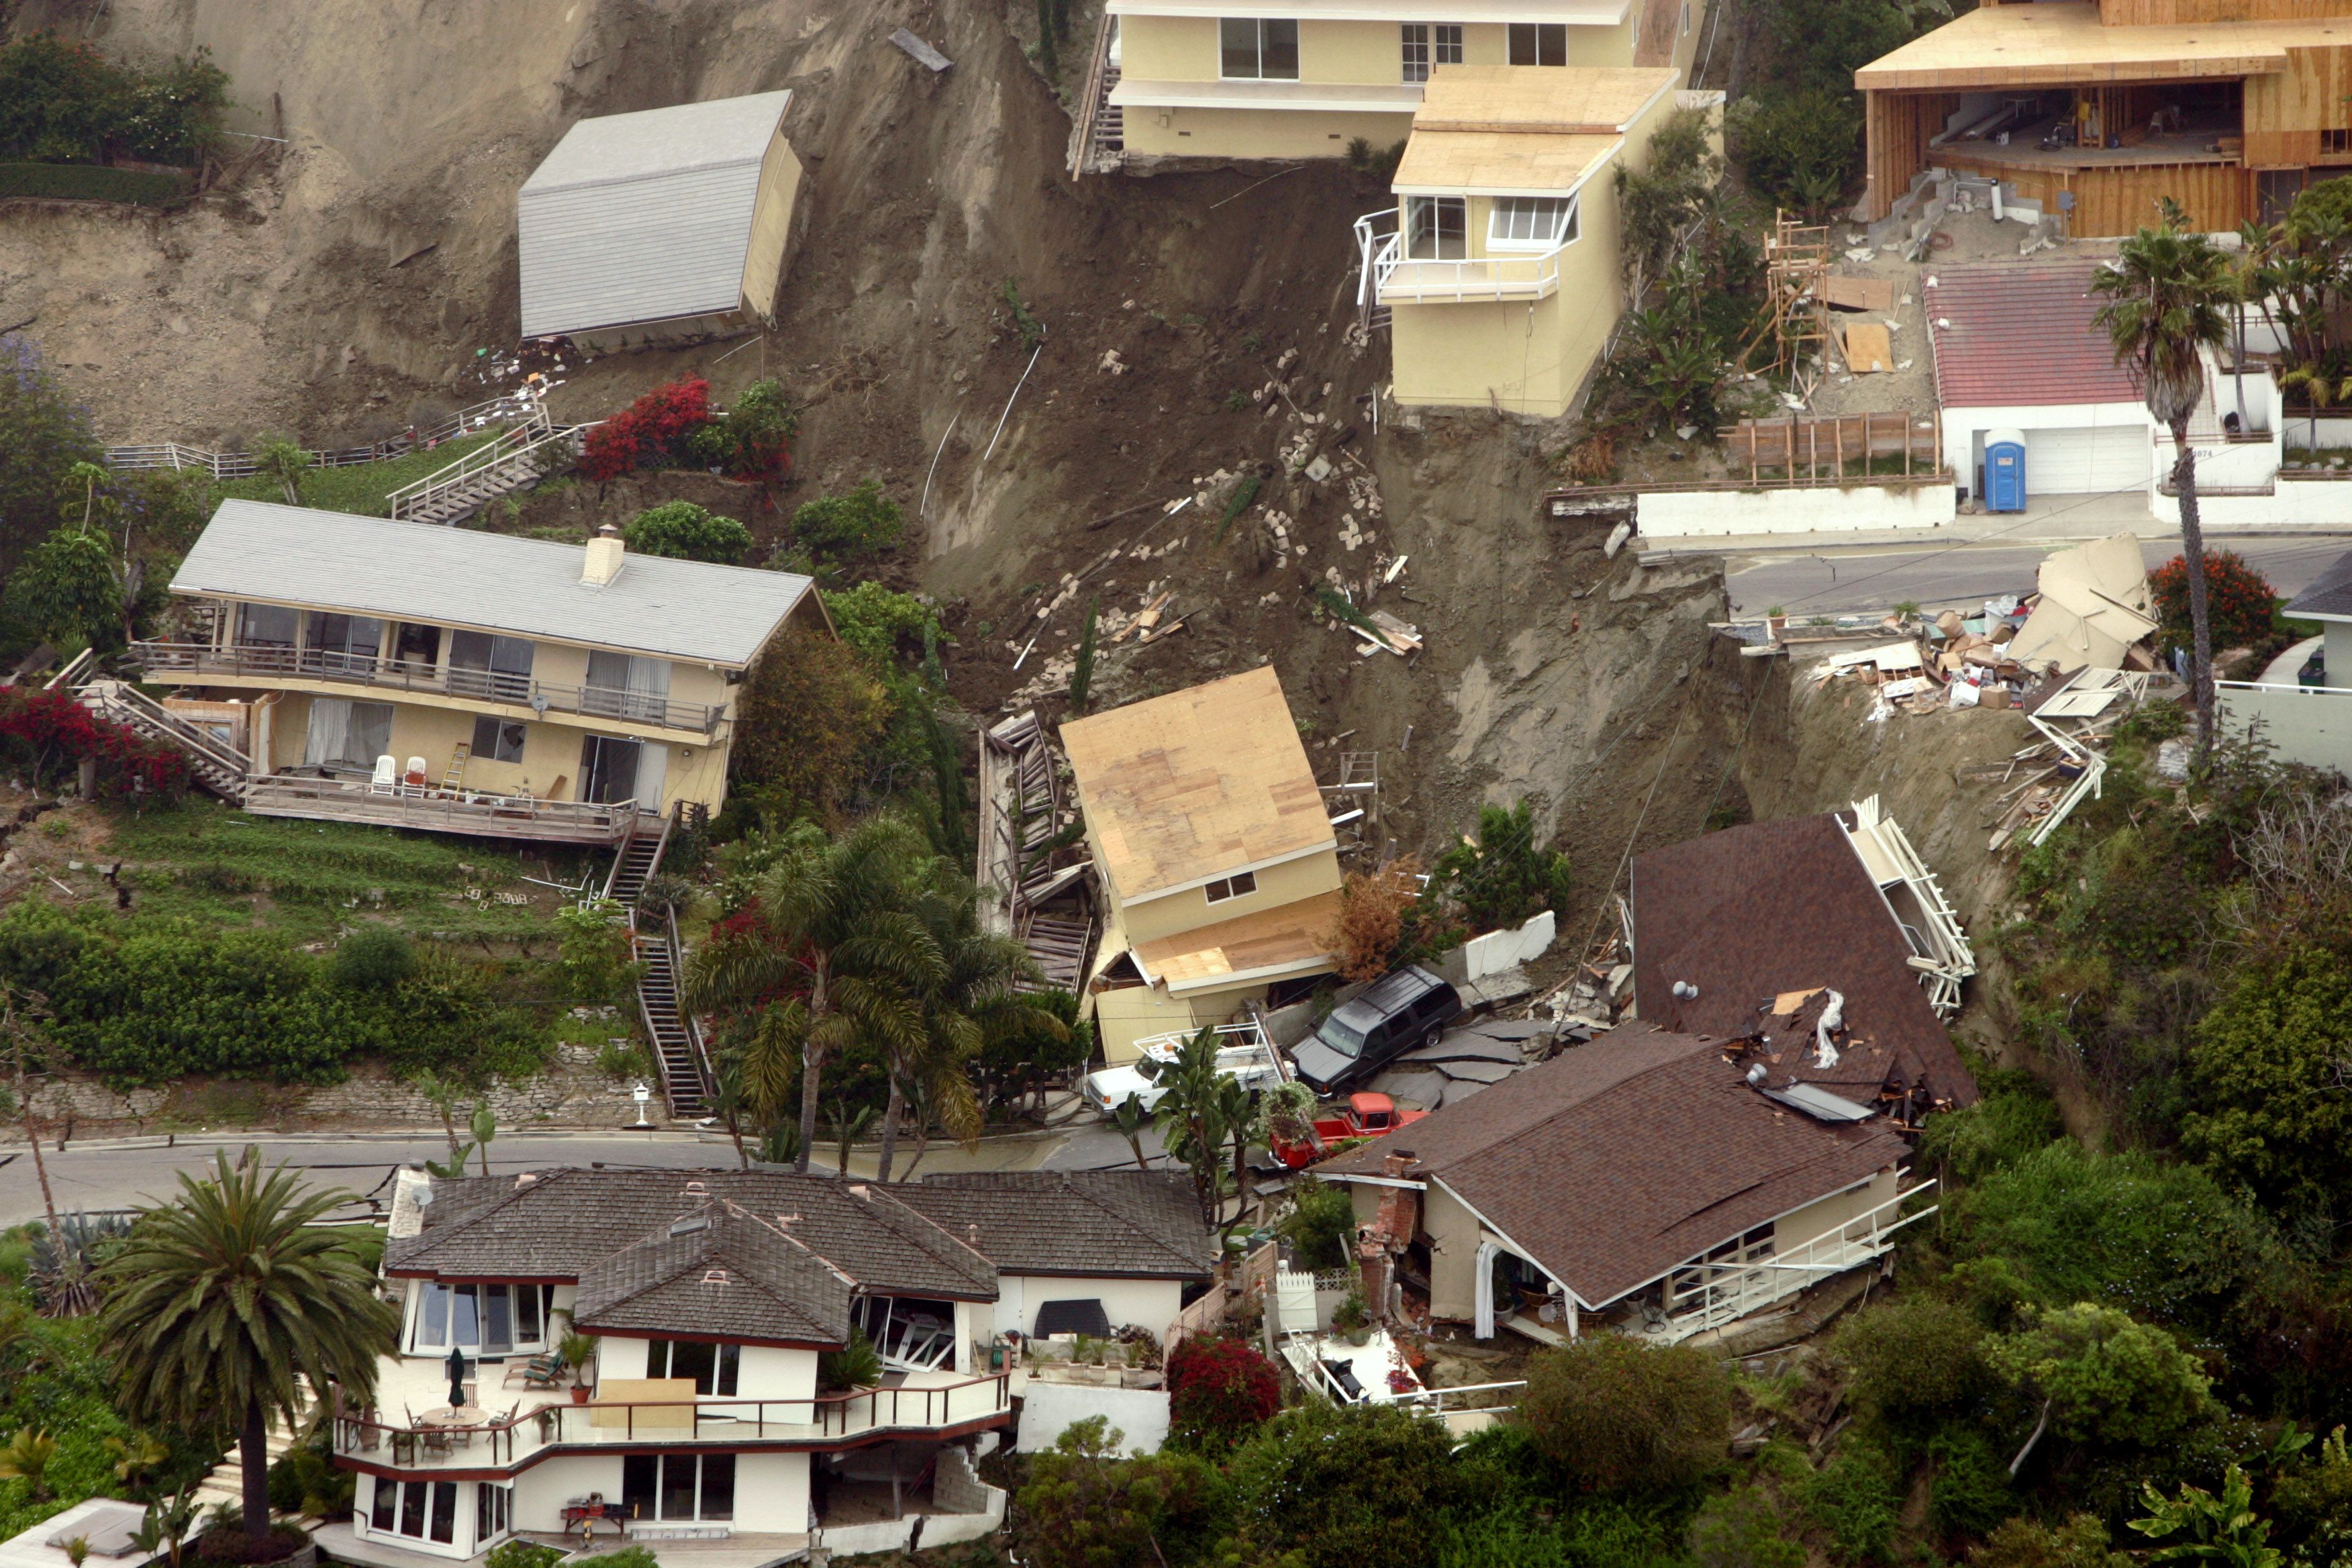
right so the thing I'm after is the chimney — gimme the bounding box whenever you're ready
[583,523,626,585]
[1382,1152,1415,1178]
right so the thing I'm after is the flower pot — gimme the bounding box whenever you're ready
[1342,1328,1372,1347]
[571,1385,591,1404]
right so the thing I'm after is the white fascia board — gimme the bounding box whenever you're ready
[1112,83,1424,113]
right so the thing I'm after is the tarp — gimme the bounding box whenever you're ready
[2006,534,2158,670]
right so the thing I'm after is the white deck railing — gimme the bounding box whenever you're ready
[1354,217,1565,305]
[1661,1181,1937,1338]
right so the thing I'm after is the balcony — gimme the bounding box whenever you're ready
[243,777,640,845]
[1355,219,1560,307]
[128,642,725,738]
[332,1373,1014,1475]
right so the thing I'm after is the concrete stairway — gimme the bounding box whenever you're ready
[193,1390,313,1516]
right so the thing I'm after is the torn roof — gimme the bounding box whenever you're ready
[1059,666,1334,903]
[1318,1023,1910,1308]
[1128,887,1342,993]
[1630,812,1978,1108]
[2006,533,2157,669]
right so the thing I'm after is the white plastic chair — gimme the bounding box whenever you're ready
[369,755,397,794]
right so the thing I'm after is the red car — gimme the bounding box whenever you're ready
[1270,1092,1429,1170]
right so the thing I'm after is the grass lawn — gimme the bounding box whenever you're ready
[216,430,505,517]
[94,796,604,945]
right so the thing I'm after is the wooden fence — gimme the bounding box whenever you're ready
[1721,411,1943,483]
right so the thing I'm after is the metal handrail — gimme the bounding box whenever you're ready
[1353,209,1400,309]
[1375,242,1564,303]
[669,893,715,1104]
[1663,1181,1937,1334]
[83,679,253,779]
[128,642,725,736]
[104,395,542,477]
[386,408,567,520]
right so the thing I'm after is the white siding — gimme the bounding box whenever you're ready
[985,1275,1188,1341]
[732,1452,812,1534]
[736,1344,818,1401]
[515,1455,623,1535]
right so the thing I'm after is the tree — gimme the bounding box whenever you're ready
[1323,856,1421,983]
[1226,1402,1462,1568]
[98,1150,398,1542]
[2,526,123,648]
[2093,211,2234,764]
[1166,1335,1281,1455]
[0,334,103,580]
[1015,1416,1232,1568]
[1986,1302,2220,1473]
[1431,799,1572,932]
[683,817,935,1173]
[789,481,903,572]
[250,436,312,507]
[728,628,891,818]
[2184,946,2352,1213]
[1834,1294,1992,1430]
[2150,551,2275,660]
[1278,1175,1356,1271]
[2130,1465,2282,1568]
[1148,1027,1238,1229]
[623,501,752,565]
[1516,1334,1730,1493]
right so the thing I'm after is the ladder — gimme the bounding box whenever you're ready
[441,742,471,791]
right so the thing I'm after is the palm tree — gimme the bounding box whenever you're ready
[684,818,936,1174]
[2092,206,2235,764]
[875,872,1060,1181]
[97,1150,397,1543]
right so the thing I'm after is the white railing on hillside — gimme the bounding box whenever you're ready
[1353,216,1563,306]
[104,395,541,478]
[384,407,573,520]
[1661,1182,1936,1338]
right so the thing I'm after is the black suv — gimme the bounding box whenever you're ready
[1289,965,1461,1094]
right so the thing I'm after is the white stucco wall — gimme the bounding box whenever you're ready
[739,1344,818,1400]
[2152,475,2352,530]
[984,1275,1188,1342]
[515,1454,624,1534]
[733,1451,812,1534]
[1634,483,1955,541]
[1016,1383,1175,1454]
[2219,681,2352,772]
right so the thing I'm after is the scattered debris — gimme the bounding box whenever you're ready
[889,28,954,71]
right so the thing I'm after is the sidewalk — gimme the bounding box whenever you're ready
[1638,492,2167,558]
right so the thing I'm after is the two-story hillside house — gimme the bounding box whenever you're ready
[1059,667,1344,1062]
[1082,0,1703,169]
[332,1166,1213,1564]
[1359,63,1706,416]
[121,501,824,844]
[1856,0,2352,234]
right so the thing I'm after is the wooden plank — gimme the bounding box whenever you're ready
[1843,323,1895,373]
[1820,277,1898,313]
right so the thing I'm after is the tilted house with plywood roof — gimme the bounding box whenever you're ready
[1359,64,1715,417]
[1855,1,2352,235]
[1060,666,1343,1061]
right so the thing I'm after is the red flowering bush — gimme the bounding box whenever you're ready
[579,375,714,481]
[0,687,188,799]
[1166,1333,1281,1454]
[2149,550,2277,656]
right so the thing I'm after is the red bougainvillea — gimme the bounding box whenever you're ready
[2149,550,2278,656]
[1166,1333,1281,1453]
[579,375,714,481]
[0,687,189,799]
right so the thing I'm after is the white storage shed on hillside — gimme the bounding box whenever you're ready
[518,90,802,350]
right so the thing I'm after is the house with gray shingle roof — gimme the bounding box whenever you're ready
[335,1168,1019,1564]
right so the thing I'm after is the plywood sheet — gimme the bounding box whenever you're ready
[1843,322,1895,373]
[1822,276,1897,312]
[1854,1,2326,91]
[1415,64,1678,133]
[1393,130,1618,192]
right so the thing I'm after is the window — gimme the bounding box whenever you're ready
[1400,23,1462,81]
[371,1479,458,1544]
[408,1283,548,1355]
[475,1483,511,1544]
[1681,0,1692,34]
[649,1338,741,1396]
[1406,195,1467,259]
[235,602,297,649]
[1220,17,1299,79]
[1204,870,1258,903]
[2326,128,2351,154]
[304,611,384,673]
[446,630,535,703]
[622,1455,736,1522]
[584,650,674,724]
[471,715,526,765]
[302,698,395,773]
[393,622,441,673]
[580,734,643,805]
[1507,21,1567,64]
[1489,195,1579,250]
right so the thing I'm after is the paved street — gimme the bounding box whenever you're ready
[1722,534,2351,618]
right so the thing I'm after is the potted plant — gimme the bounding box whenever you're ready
[560,1328,599,1404]
[1331,1290,1372,1346]
[816,1327,882,1395]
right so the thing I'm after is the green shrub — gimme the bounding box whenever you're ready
[1016,1416,1232,1568]
[1837,1295,1992,1431]
[1691,1484,1806,1568]
[2184,946,2352,1214]
[1430,798,1572,932]
[789,481,902,569]
[1279,1177,1356,1273]
[1916,1073,2064,1182]
[0,160,183,204]
[1440,1500,1675,1568]
[1926,1428,2015,1540]
[330,928,416,991]
[1227,1402,1461,1568]
[1971,1514,2130,1568]
[1517,1334,1730,1495]
[1804,1442,1902,1564]
[1986,1302,2219,1451]
[1724,89,1861,213]
[483,1542,565,1568]
[622,501,752,565]
[0,37,230,166]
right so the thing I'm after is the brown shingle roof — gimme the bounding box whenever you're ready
[1630,812,1977,1107]
[1320,1024,1909,1308]
[899,1171,1218,1280]
[1926,260,2143,411]
[573,1203,854,1346]
[385,1169,997,1303]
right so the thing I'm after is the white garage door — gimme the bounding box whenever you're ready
[2022,426,2151,496]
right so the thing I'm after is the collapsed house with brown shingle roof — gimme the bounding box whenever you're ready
[1318,1022,1930,1344]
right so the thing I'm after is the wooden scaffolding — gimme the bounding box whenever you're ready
[1759,211,1834,384]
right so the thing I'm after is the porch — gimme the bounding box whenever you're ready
[242,776,639,845]
[315,1522,812,1568]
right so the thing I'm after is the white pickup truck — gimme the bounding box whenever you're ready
[1080,1023,1289,1115]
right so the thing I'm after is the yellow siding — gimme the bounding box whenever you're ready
[1773,1167,1900,1251]
[1124,104,1416,158]
[1093,975,1269,1063]
[1122,13,1220,77]
[738,129,804,321]
[1112,847,1342,945]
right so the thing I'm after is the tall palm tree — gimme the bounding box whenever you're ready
[97,1150,397,1542]
[685,817,935,1174]
[875,872,1061,1182]
[2093,205,2234,764]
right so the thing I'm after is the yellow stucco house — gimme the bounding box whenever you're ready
[126,500,826,844]
[1090,0,1704,166]
[1061,667,1343,1063]
[1362,63,1712,418]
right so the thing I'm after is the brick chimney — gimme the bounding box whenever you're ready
[583,522,626,585]
[1357,1236,1393,1324]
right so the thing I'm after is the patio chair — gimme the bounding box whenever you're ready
[369,755,398,795]
[423,1428,450,1455]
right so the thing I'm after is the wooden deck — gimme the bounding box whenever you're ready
[242,777,638,844]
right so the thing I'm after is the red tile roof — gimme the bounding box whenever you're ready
[1926,260,2144,411]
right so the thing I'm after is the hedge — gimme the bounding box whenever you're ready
[0,162,187,206]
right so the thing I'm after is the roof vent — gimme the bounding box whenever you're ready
[1671,980,1700,999]
[847,1183,871,1200]
[702,1269,731,1285]
[683,1180,709,1196]
[583,522,626,587]
[1746,1063,1768,1087]
[669,1215,712,1238]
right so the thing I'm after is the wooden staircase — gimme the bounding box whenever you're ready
[1020,910,1093,993]
[1065,15,1126,176]
[607,813,712,1120]
[386,407,578,526]
[75,677,250,799]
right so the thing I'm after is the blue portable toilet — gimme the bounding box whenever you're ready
[1983,427,2027,512]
